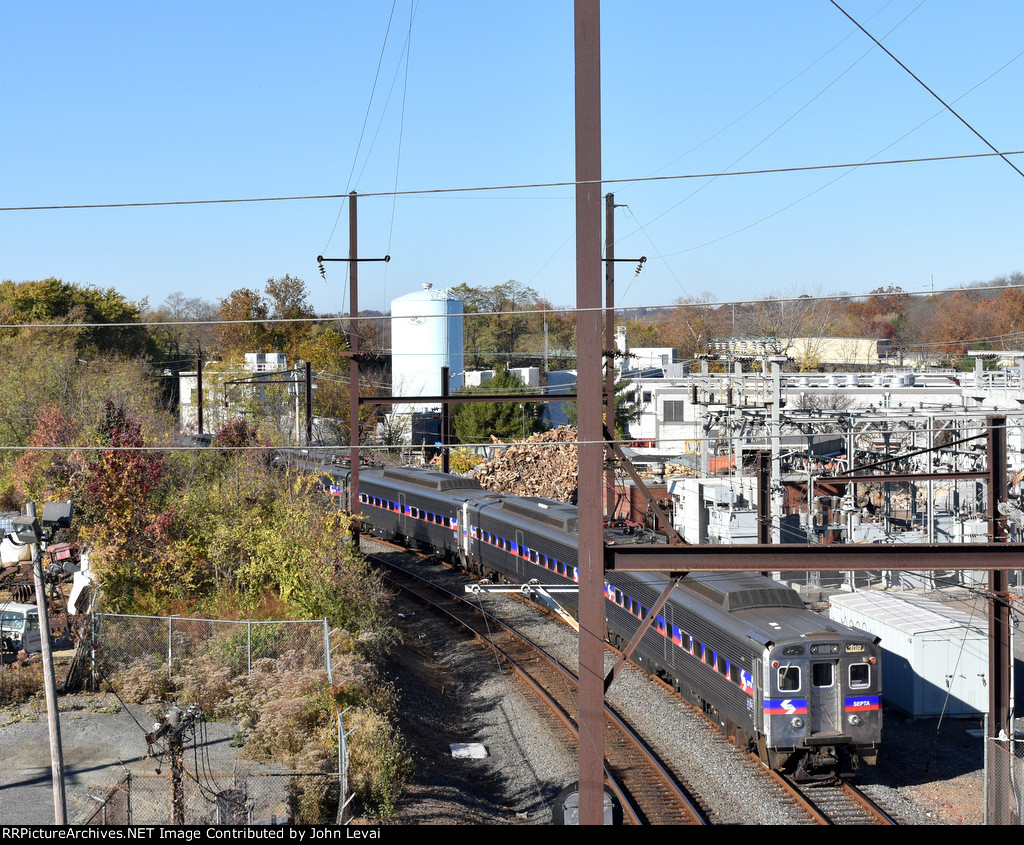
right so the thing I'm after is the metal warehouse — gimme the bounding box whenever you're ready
[827,591,987,719]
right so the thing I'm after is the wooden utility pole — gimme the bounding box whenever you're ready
[27,502,67,824]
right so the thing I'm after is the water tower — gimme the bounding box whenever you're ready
[390,284,464,441]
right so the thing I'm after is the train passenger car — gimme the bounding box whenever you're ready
[321,464,881,779]
[468,495,581,589]
[353,467,477,561]
[604,570,881,779]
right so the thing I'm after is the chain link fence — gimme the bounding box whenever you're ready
[84,773,132,826]
[125,772,338,825]
[985,733,1024,824]
[92,614,329,685]
[85,614,342,825]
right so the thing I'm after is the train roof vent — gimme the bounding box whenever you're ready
[723,588,804,612]
[499,499,578,532]
[380,468,483,492]
[685,576,804,612]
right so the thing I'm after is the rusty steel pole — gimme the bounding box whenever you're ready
[196,356,203,436]
[441,366,450,475]
[305,360,313,446]
[575,0,605,825]
[604,193,616,518]
[986,414,1013,824]
[348,192,361,539]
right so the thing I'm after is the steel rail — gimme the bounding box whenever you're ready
[369,543,707,825]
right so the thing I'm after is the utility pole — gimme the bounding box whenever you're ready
[196,356,204,437]
[26,502,67,824]
[317,197,390,538]
[986,414,1013,824]
[348,192,361,537]
[574,0,605,825]
[146,704,204,825]
[305,360,313,446]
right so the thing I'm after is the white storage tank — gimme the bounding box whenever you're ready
[390,284,464,428]
[828,591,987,718]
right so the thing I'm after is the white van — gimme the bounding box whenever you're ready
[0,603,42,653]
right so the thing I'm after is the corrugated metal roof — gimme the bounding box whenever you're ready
[829,590,985,637]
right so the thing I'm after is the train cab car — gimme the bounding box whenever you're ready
[603,570,881,780]
[680,572,881,779]
[761,630,881,778]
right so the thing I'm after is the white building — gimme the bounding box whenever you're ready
[178,353,300,440]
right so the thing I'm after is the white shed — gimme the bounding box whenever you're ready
[828,591,987,718]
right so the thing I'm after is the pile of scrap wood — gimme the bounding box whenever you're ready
[471,426,580,503]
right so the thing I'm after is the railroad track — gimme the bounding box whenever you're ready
[784,777,898,825]
[369,543,708,825]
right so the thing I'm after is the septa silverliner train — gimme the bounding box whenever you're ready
[317,463,882,780]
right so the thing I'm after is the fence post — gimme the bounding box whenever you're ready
[322,619,332,685]
[90,613,99,692]
[167,616,174,679]
[247,618,252,676]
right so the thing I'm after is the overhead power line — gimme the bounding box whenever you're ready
[3,280,1023,332]
[1,150,1022,213]
[830,0,1024,182]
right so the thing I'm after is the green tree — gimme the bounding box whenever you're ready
[0,277,155,357]
[264,275,316,354]
[564,377,642,440]
[452,366,548,443]
[215,287,271,353]
[450,280,539,369]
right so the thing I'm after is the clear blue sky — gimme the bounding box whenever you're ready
[2,1,1022,317]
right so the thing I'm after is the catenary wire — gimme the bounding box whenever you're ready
[2,149,1022,212]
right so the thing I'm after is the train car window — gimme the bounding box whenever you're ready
[777,666,800,692]
[688,636,695,655]
[849,663,870,689]
[671,625,682,646]
[811,663,834,688]
[656,615,666,635]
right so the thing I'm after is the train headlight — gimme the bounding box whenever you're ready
[790,717,804,729]
[848,714,862,726]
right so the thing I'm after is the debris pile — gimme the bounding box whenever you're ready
[471,426,580,503]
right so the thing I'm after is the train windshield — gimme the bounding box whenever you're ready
[777,665,800,691]
[849,663,870,689]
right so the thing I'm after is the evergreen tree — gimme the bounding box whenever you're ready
[452,366,548,443]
